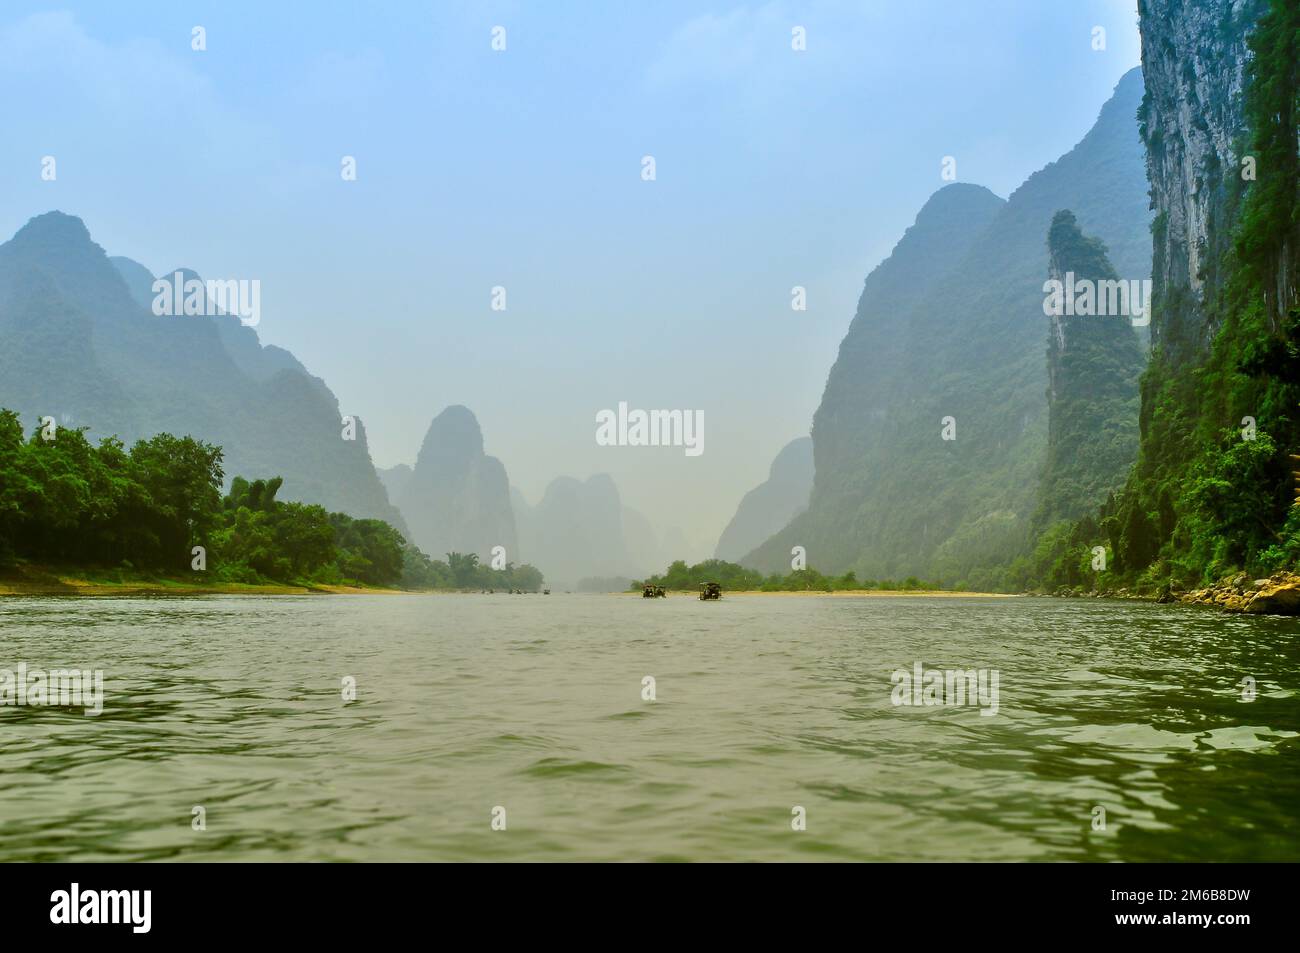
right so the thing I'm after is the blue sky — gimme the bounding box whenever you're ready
[0,1,1141,557]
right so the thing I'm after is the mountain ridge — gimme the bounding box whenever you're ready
[0,210,405,532]
[743,67,1153,589]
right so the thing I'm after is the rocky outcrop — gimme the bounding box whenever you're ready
[1179,572,1300,614]
[1246,575,1300,614]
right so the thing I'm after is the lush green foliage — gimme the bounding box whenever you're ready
[399,547,544,591]
[209,475,407,586]
[0,410,224,570]
[0,410,545,590]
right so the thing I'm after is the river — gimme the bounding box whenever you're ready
[1,593,1297,861]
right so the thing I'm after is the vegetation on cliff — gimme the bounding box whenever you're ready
[1022,212,1145,589]
[1035,210,1144,530]
[1046,0,1299,592]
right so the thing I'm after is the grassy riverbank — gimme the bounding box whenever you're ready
[0,563,405,597]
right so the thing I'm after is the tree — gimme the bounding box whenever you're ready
[446,551,480,587]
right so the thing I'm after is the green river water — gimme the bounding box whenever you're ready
[1,593,1297,861]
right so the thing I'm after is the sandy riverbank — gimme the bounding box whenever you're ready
[621,588,1016,598]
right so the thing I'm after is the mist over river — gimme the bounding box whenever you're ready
[1,593,1297,862]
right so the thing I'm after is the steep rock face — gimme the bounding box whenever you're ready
[1100,0,1298,582]
[1137,0,1263,363]
[396,406,517,561]
[0,212,404,530]
[745,68,1154,586]
[1037,211,1144,527]
[715,436,813,562]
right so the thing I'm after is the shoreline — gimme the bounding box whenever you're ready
[621,588,1017,598]
[0,565,406,597]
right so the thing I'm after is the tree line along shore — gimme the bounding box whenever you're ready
[0,410,542,595]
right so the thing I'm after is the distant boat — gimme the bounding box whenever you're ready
[699,582,721,601]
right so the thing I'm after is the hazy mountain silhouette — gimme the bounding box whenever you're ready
[0,211,404,530]
[395,405,517,562]
[511,473,670,586]
[715,436,813,562]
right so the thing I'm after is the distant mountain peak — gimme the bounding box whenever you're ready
[416,404,485,465]
[511,471,638,586]
[0,212,405,533]
[395,405,516,561]
[917,182,1006,219]
[12,210,94,247]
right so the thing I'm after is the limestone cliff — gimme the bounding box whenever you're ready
[1137,0,1265,362]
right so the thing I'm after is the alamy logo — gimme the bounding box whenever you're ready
[0,664,103,716]
[50,883,151,933]
[890,663,999,716]
[595,402,703,457]
[1042,272,1151,326]
[151,271,261,327]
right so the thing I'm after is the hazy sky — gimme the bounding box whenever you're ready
[1,1,1141,559]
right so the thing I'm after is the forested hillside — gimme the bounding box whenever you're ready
[745,69,1153,590]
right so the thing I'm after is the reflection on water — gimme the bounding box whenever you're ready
[1,594,1297,861]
